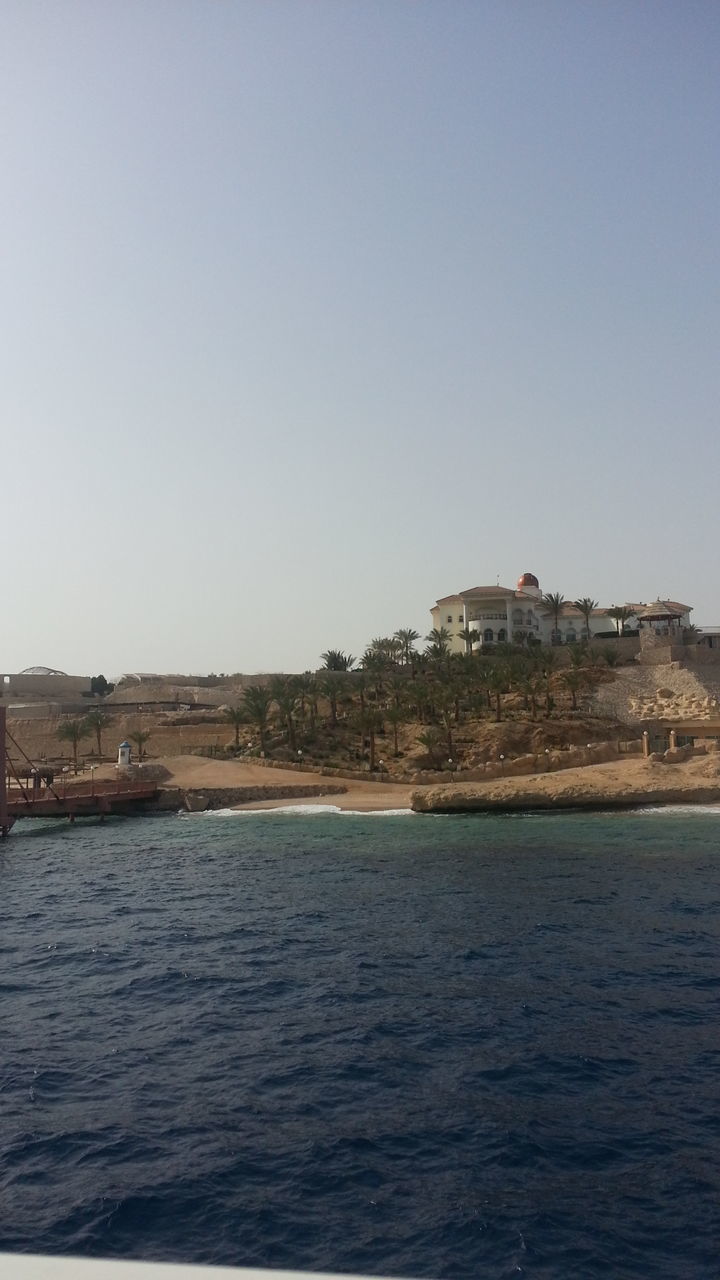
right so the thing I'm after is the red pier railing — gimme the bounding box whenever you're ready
[1,706,159,833]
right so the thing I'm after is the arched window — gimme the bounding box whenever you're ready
[497,628,507,643]
[512,609,523,625]
[484,628,494,644]
[566,630,577,644]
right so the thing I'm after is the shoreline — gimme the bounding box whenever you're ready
[230,783,414,813]
[411,755,720,814]
[67,752,720,819]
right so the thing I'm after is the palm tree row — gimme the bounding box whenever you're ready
[229,634,608,769]
[55,711,150,770]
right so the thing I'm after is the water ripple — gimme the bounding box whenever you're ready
[1,809,720,1278]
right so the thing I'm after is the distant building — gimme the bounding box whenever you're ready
[0,668,91,701]
[430,571,693,654]
[698,628,720,651]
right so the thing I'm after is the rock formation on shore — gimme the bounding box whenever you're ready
[411,755,720,813]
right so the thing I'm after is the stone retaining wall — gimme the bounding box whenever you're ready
[163,783,348,812]
[237,742,642,786]
[638,645,720,667]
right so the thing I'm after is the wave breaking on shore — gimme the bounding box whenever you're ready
[184,804,415,817]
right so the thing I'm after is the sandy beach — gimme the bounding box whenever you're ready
[232,785,415,812]
[87,754,414,812]
[79,750,720,815]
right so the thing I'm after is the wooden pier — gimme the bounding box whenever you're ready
[1,705,159,834]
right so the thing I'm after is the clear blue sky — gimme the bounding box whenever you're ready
[2,1,718,675]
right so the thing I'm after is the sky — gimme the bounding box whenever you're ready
[1,0,718,676]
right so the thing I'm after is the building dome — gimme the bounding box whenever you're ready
[517,572,539,590]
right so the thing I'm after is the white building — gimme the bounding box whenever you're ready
[430,572,692,654]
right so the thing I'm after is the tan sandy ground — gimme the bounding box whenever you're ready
[87,755,414,812]
[412,754,720,813]
[235,786,414,812]
[74,752,720,814]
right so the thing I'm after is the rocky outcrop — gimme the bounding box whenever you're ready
[411,757,720,813]
[591,666,720,724]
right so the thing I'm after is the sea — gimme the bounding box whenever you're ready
[2,805,720,1279]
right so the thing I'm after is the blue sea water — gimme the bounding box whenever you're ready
[2,807,720,1279]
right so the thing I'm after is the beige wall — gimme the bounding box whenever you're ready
[431,603,466,654]
[1,673,90,701]
[639,644,720,667]
[464,597,513,648]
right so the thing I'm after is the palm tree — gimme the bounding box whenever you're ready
[361,649,393,696]
[224,705,246,749]
[409,677,433,724]
[269,675,301,752]
[602,647,621,667]
[85,708,110,757]
[384,704,407,757]
[458,626,480,656]
[129,729,151,761]
[367,636,403,664]
[320,649,356,671]
[424,626,453,674]
[297,673,319,733]
[516,665,542,720]
[542,592,566,645]
[607,605,631,636]
[416,728,446,770]
[568,643,591,669]
[470,658,493,713]
[243,684,273,755]
[574,598,598,643]
[425,626,451,654]
[353,705,382,771]
[317,673,342,726]
[434,688,456,759]
[56,718,90,773]
[487,665,509,722]
[562,669,585,711]
[393,628,420,666]
[540,649,559,716]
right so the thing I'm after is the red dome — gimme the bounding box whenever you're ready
[517,572,539,589]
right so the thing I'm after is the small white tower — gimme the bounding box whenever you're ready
[117,741,131,768]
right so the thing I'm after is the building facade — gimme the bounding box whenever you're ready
[430,572,693,654]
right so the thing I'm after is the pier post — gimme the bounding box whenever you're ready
[0,705,8,836]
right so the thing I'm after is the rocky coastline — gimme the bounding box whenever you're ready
[411,755,720,814]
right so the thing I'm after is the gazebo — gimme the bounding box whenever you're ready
[637,600,684,640]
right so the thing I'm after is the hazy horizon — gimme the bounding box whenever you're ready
[3,1,718,676]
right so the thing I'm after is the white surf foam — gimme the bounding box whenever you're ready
[629,804,720,816]
[183,805,415,817]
